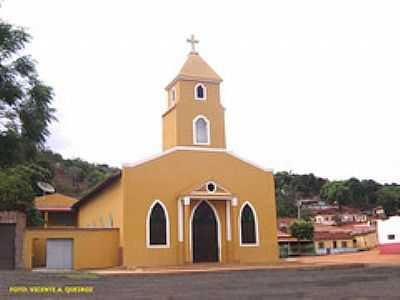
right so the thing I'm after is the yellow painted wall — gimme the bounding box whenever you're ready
[162,107,177,151]
[23,228,120,270]
[315,232,378,250]
[354,232,378,249]
[122,149,278,268]
[78,180,124,245]
[32,238,46,267]
[315,239,353,250]
[163,81,226,150]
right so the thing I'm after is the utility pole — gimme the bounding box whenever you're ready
[297,200,303,220]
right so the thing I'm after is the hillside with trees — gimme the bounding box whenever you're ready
[275,171,400,217]
[35,150,118,198]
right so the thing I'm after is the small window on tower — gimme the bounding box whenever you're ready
[195,83,206,100]
[170,87,176,103]
[193,116,210,144]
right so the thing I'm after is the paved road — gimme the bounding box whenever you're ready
[1,266,400,299]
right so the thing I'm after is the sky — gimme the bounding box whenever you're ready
[2,1,400,183]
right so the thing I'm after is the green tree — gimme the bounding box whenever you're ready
[376,185,400,216]
[0,19,54,225]
[274,172,327,218]
[289,220,314,241]
[0,19,55,167]
[320,181,351,210]
[289,220,314,254]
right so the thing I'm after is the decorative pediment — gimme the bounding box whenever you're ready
[181,180,233,198]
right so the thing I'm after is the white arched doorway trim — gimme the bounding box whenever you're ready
[238,201,260,247]
[146,199,170,248]
[189,200,222,262]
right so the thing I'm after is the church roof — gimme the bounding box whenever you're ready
[74,171,122,208]
[166,53,222,89]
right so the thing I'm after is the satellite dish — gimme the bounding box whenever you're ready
[37,181,55,194]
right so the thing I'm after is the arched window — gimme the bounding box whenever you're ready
[194,83,206,100]
[147,200,170,247]
[239,202,258,246]
[193,115,210,145]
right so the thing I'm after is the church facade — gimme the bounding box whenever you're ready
[75,38,279,267]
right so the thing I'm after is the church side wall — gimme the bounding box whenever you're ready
[122,150,278,268]
[78,180,124,247]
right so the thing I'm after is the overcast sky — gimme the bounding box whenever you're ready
[2,1,400,183]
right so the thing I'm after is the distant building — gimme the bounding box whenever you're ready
[373,206,386,217]
[277,230,314,257]
[34,193,78,227]
[314,214,336,225]
[33,193,78,268]
[377,216,400,254]
[314,223,377,255]
[313,206,368,225]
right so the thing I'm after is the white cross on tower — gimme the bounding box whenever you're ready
[186,34,199,54]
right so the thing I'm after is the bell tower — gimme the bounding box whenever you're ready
[162,35,226,151]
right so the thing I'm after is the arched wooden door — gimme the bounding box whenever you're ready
[192,201,219,263]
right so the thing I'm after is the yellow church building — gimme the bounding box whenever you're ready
[24,36,278,269]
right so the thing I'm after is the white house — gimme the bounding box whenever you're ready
[377,216,400,254]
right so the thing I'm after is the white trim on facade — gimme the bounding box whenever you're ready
[226,150,274,172]
[231,197,238,207]
[189,200,222,262]
[194,83,207,100]
[178,198,184,242]
[226,200,232,241]
[238,201,260,247]
[122,147,273,173]
[192,115,211,145]
[146,199,170,249]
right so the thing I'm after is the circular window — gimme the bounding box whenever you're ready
[207,182,216,193]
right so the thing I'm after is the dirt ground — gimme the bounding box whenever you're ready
[90,249,400,275]
[1,250,400,299]
[296,248,400,266]
[1,265,400,299]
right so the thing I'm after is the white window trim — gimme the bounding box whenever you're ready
[189,200,222,262]
[238,201,260,247]
[194,83,207,100]
[146,199,170,248]
[192,115,211,145]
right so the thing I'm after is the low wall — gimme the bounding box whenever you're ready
[23,228,120,270]
[379,243,400,255]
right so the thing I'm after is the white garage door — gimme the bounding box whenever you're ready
[46,239,73,269]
